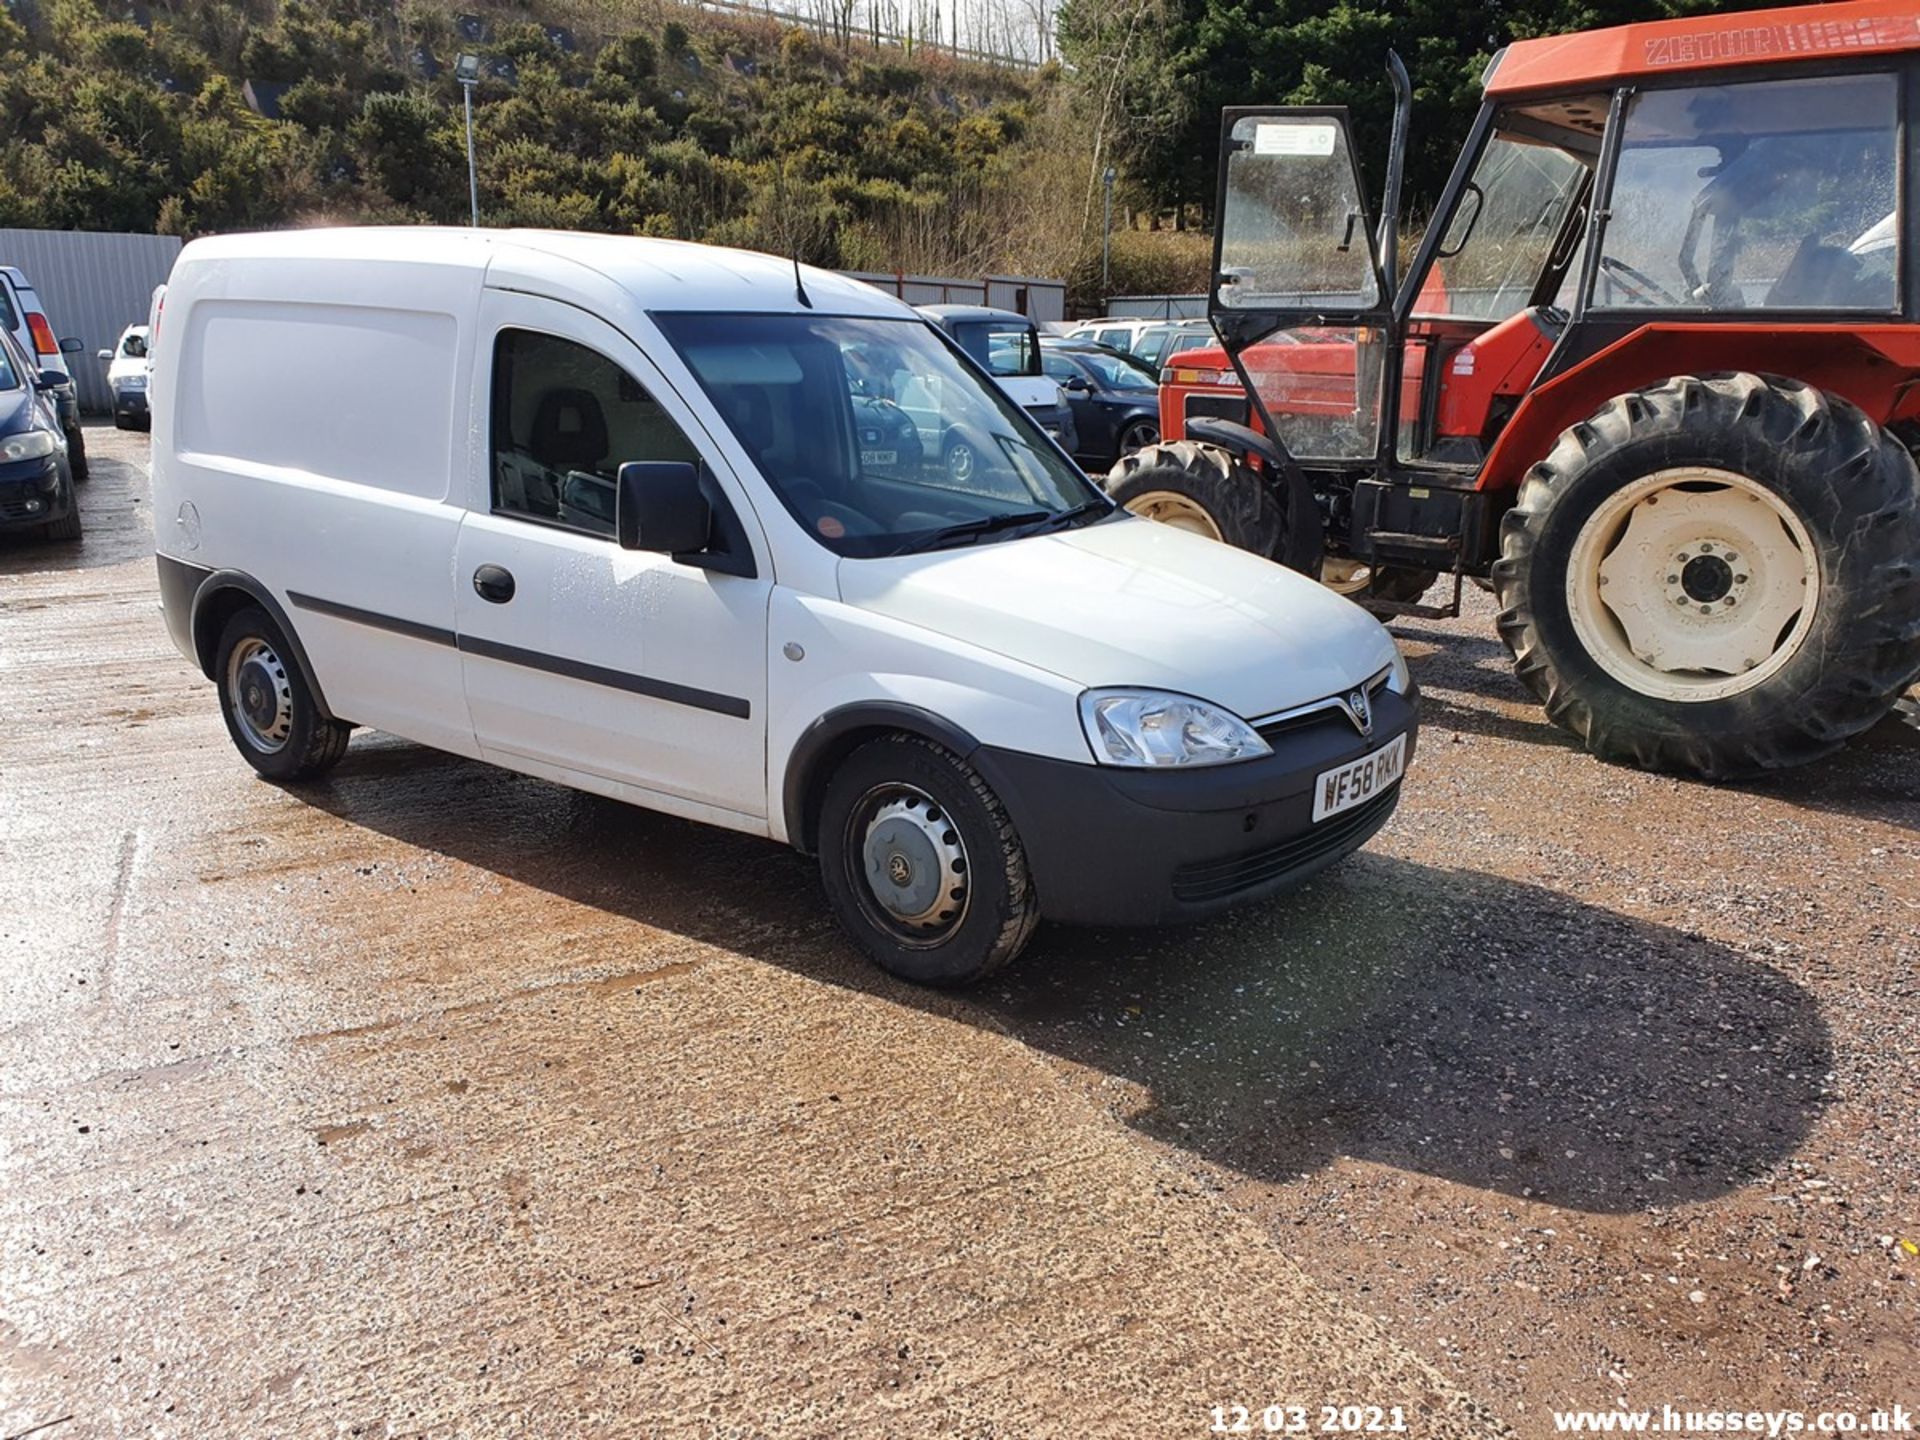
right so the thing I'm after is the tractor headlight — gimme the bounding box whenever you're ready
[1079,688,1271,768]
[0,430,57,464]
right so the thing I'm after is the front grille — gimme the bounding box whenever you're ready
[1257,706,1354,745]
[1170,783,1401,905]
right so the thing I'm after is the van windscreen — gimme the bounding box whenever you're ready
[655,311,1105,559]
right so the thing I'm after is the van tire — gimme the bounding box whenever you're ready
[213,607,352,781]
[1493,373,1920,778]
[65,425,88,481]
[817,734,1039,986]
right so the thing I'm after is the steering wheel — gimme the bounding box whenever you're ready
[1598,255,1681,307]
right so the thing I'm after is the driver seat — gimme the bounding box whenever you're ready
[1767,233,1861,309]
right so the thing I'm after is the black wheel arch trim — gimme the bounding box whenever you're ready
[782,702,983,854]
[184,566,339,722]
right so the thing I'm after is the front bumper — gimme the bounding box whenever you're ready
[114,388,149,417]
[975,684,1417,926]
[0,457,70,529]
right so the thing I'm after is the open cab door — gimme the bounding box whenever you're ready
[1211,108,1396,468]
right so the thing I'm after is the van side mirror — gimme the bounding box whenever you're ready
[34,369,66,391]
[617,461,710,555]
[59,337,83,356]
[97,349,113,362]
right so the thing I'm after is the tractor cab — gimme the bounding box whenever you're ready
[1108,0,1920,779]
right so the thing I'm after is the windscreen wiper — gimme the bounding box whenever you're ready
[1016,499,1112,536]
[886,510,1052,556]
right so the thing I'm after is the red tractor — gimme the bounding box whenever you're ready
[1108,0,1920,778]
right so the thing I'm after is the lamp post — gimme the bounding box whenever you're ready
[1101,166,1116,299]
[455,53,481,227]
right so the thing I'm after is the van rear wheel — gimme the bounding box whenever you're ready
[817,735,1039,986]
[213,607,351,781]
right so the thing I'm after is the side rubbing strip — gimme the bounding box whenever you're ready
[285,590,750,720]
[456,635,752,719]
[288,591,456,647]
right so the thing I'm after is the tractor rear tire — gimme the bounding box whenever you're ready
[1493,373,1920,779]
[1107,440,1287,559]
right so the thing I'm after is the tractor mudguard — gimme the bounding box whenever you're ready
[1184,416,1324,576]
[1479,323,1920,493]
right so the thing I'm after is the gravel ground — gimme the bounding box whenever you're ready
[1,425,1916,1437]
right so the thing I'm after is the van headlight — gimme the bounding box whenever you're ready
[1385,646,1410,693]
[0,430,56,464]
[1079,689,1271,768]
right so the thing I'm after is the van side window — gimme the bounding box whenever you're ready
[490,329,700,537]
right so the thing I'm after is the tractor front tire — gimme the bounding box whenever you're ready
[1321,558,1439,607]
[1107,440,1286,558]
[1493,373,1920,779]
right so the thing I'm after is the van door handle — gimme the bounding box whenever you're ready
[472,564,516,604]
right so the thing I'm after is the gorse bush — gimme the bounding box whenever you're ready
[0,0,1060,278]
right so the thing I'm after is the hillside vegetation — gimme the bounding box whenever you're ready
[0,0,1124,284]
[3,0,1779,307]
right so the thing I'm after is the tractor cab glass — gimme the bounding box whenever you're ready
[1214,112,1389,461]
[1424,129,1591,321]
[1394,97,1600,465]
[1594,73,1899,312]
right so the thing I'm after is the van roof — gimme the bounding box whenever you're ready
[174,227,913,318]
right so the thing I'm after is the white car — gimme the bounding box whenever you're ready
[150,228,1416,985]
[915,304,1079,475]
[98,324,150,429]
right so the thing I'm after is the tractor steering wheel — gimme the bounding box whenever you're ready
[1598,255,1682,308]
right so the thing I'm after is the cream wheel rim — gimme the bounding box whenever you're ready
[1320,557,1374,596]
[1566,466,1820,703]
[1126,490,1223,541]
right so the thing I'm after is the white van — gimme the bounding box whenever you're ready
[151,228,1417,985]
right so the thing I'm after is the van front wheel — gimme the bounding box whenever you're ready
[214,607,352,781]
[817,735,1039,986]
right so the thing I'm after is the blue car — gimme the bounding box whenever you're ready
[0,325,80,542]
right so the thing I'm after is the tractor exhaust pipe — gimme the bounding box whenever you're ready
[1377,50,1412,298]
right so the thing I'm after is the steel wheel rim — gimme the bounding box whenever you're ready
[945,440,976,484]
[847,783,970,949]
[1320,557,1375,596]
[1566,466,1821,703]
[226,636,294,753]
[1125,489,1223,541]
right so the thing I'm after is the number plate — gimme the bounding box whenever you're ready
[1311,733,1406,823]
[860,449,897,467]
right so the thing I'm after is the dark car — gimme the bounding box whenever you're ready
[0,324,80,542]
[1041,341,1160,472]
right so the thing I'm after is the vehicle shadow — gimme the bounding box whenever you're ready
[1396,628,1920,830]
[298,738,1832,1216]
